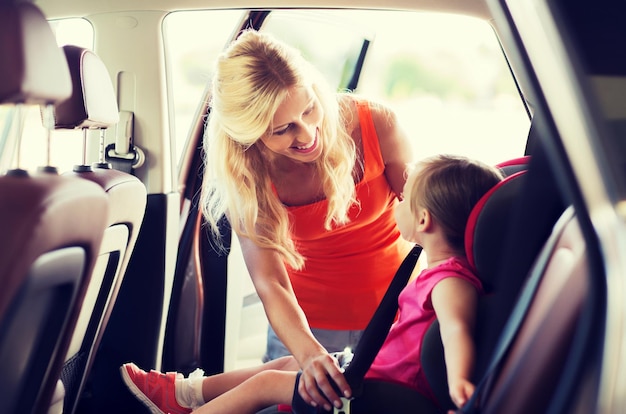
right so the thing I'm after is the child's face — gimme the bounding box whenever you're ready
[395,171,421,243]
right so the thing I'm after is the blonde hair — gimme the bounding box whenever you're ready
[408,154,504,253]
[201,30,357,269]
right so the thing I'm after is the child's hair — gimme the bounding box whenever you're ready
[407,154,504,253]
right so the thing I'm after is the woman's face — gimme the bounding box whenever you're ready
[260,85,324,163]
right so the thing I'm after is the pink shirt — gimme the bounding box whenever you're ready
[365,257,483,402]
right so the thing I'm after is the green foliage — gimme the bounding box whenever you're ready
[384,56,471,100]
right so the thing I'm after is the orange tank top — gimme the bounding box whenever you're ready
[286,100,412,330]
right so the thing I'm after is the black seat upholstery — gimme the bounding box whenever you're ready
[51,45,148,414]
[477,208,587,414]
[0,4,109,414]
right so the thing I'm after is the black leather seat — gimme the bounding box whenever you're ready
[0,4,109,413]
[476,208,587,414]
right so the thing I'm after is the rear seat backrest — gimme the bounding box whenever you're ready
[0,4,109,413]
[51,45,148,414]
[482,208,588,414]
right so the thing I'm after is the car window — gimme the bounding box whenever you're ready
[0,18,93,174]
[262,10,376,91]
[345,10,529,165]
[165,10,529,172]
[163,10,245,166]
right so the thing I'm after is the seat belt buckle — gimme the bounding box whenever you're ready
[333,397,352,414]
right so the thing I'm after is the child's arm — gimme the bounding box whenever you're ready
[431,277,479,408]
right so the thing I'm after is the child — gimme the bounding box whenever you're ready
[121,154,504,414]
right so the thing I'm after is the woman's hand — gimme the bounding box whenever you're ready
[297,353,352,411]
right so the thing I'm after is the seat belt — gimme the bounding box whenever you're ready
[291,245,422,414]
[343,245,422,392]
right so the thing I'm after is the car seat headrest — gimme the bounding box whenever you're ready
[464,170,527,293]
[53,45,120,129]
[497,155,531,176]
[0,3,71,105]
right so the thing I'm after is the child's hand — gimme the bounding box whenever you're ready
[448,377,475,409]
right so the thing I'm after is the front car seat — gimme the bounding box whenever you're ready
[0,3,109,413]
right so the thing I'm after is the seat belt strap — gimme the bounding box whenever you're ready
[344,245,422,393]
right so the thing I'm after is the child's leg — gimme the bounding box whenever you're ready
[201,355,299,401]
[121,356,299,413]
[194,369,298,414]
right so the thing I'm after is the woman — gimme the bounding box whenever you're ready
[193,28,413,408]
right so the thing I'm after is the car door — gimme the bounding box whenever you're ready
[166,5,531,383]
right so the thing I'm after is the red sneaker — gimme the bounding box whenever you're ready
[120,363,192,414]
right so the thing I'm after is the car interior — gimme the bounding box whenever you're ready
[0,0,623,413]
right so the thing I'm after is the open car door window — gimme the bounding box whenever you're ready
[261,10,375,91]
[168,8,530,375]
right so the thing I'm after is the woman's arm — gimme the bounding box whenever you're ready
[369,101,414,198]
[431,277,479,409]
[238,235,350,411]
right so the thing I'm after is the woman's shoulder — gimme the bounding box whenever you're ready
[339,93,390,112]
[337,93,359,132]
[339,94,397,130]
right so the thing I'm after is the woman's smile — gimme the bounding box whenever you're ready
[292,131,318,154]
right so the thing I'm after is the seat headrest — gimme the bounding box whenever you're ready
[464,170,527,292]
[0,3,71,105]
[497,156,531,176]
[54,45,119,129]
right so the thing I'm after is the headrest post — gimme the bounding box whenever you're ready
[13,104,25,171]
[72,129,93,173]
[38,104,58,174]
[99,130,106,164]
[82,129,89,165]
[93,129,112,169]
[6,104,30,177]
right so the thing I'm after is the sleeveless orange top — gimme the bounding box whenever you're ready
[286,100,412,330]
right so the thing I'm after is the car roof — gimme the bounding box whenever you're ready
[34,0,492,21]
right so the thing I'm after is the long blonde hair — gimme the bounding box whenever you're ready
[201,30,357,269]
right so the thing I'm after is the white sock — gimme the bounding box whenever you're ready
[174,368,206,409]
